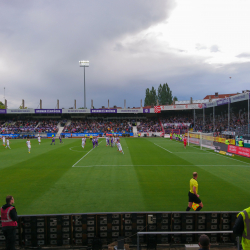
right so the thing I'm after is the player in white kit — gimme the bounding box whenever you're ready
[26,139,31,153]
[5,138,11,149]
[116,141,124,154]
[38,136,41,145]
[2,136,6,146]
[82,137,86,149]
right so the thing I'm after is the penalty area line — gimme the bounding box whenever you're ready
[154,143,172,153]
[72,141,103,167]
[72,148,94,167]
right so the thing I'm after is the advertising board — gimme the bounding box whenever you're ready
[7,109,34,114]
[217,98,230,106]
[0,109,6,114]
[62,109,89,113]
[118,109,142,113]
[228,145,250,158]
[35,109,62,114]
[61,132,133,137]
[0,134,19,138]
[90,109,117,113]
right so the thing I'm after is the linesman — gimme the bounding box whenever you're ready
[186,172,203,211]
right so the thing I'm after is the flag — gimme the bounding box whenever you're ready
[154,106,161,113]
[192,202,199,211]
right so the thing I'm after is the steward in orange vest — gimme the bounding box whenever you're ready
[1,196,18,250]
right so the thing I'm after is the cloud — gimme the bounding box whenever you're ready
[196,44,207,51]
[210,45,220,53]
[1,0,250,110]
[236,53,250,58]
[0,0,176,108]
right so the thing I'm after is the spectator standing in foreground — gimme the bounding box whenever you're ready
[233,207,250,249]
[1,196,18,250]
[198,234,210,249]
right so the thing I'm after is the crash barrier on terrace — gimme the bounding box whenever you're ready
[0,211,239,248]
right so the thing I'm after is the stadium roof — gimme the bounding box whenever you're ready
[203,93,238,99]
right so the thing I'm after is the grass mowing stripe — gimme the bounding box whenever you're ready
[73,164,247,167]
[2,137,250,214]
[24,138,146,214]
[154,143,173,153]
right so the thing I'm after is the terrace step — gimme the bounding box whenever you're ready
[133,125,138,137]
[55,126,64,138]
[65,120,71,126]
[35,122,41,128]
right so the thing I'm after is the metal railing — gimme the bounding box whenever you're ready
[137,231,240,250]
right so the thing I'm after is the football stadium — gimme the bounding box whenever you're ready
[1,1,250,249]
[1,92,250,249]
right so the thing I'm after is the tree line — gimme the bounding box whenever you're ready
[144,83,177,106]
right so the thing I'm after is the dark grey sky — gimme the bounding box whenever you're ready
[1,0,250,109]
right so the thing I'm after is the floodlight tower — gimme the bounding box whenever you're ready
[79,60,89,109]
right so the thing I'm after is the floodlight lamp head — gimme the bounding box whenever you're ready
[79,60,89,67]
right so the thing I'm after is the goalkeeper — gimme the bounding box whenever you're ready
[186,172,203,211]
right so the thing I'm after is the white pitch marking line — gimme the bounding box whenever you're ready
[72,148,94,167]
[73,164,248,167]
[171,152,209,154]
[69,146,85,152]
[154,143,172,153]
[72,141,103,167]
[189,143,250,165]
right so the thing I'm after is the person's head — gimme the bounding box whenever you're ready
[199,234,210,249]
[6,195,14,205]
[193,172,198,179]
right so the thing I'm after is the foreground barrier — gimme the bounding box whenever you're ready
[0,211,238,248]
[137,231,240,250]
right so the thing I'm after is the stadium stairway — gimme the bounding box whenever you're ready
[35,121,41,128]
[133,125,138,137]
[56,126,64,138]
[159,119,165,136]
[65,119,71,126]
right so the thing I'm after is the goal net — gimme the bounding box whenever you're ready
[188,131,215,150]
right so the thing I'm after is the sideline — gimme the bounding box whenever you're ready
[73,164,247,167]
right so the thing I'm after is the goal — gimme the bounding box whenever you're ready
[188,131,215,150]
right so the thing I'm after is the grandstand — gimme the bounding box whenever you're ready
[0,91,249,249]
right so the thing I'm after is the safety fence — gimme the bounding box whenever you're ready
[0,211,239,248]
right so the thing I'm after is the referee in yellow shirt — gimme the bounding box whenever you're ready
[186,172,203,211]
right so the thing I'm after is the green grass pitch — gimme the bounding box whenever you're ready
[1,137,250,215]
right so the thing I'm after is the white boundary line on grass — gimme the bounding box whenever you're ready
[72,148,94,167]
[173,139,250,166]
[171,152,209,154]
[72,141,103,167]
[73,164,248,168]
[154,143,173,153]
[188,143,250,165]
[69,146,85,152]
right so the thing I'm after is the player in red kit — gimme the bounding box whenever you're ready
[184,136,187,149]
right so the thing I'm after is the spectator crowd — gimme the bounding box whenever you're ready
[0,110,249,135]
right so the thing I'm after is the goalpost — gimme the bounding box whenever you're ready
[188,131,215,150]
